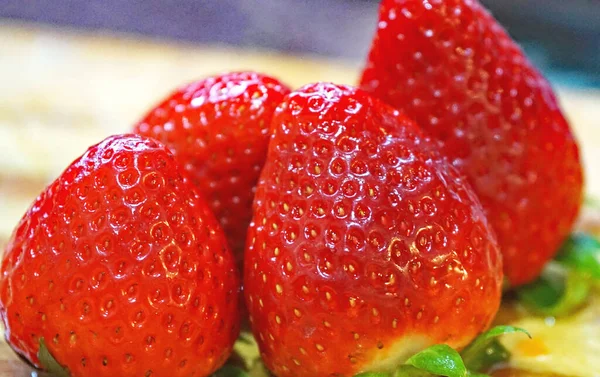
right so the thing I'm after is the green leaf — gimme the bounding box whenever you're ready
[555,233,600,279]
[391,362,492,377]
[542,272,591,315]
[232,332,261,371]
[38,338,70,377]
[211,364,251,377]
[354,328,529,377]
[247,359,271,377]
[516,232,600,317]
[467,339,508,374]
[461,326,531,371]
[461,326,529,372]
[393,365,435,377]
[466,372,490,377]
[458,326,529,375]
[237,331,257,345]
[355,372,392,377]
[517,273,563,309]
[518,265,592,317]
[405,344,467,377]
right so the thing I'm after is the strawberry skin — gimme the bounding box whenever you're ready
[0,135,241,377]
[244,83,502,377]
[135,72,291,261]
[360,0,584,286]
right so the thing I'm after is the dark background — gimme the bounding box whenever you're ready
[1,0,599,87]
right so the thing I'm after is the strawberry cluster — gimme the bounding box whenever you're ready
[0,1,583,377]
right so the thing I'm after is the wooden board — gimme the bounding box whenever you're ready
[0,21,599,376]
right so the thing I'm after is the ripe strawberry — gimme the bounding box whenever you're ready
[0,135,241,377]
[244,83,502,377]
[135,72,291,261]
[360,0,583,286]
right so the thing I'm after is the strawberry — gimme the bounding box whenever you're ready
[0,135,241,377]
[244,83,502,377]
[359,0,584,286]
[135,72,291,261]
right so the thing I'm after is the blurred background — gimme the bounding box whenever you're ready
[1,0,599,87]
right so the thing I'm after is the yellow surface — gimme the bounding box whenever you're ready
[0,22,599,377]
[502,293,600,376]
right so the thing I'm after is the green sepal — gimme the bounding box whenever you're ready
[237,331,257,345]
[355,372,393,377]
[231,331,261,371]
[393,365,435,377]
[38,338,70,377]
[518,264,592,317]
[466,372,490,377]
[517,270,563,309]
[542,272,591,315]
[555,233,600,279]
[405,344,467,377]
[461,325,528,372]
[516,232,600,317]
[464,339,508,374]
[211,364,251,377]
[392,363,490,377]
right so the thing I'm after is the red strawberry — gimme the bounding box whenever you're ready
[360,0,583,285]
[244,83,502,377]
[135,72,291,261]
[0,135,241,377]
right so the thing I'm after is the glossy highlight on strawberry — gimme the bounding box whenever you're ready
[244,83,503,377]
[135,72,291,261]
[0,135,241,377]
[360,0,584,286]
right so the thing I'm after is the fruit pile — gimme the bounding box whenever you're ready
[0,1,586,377]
